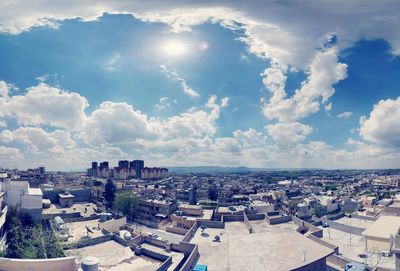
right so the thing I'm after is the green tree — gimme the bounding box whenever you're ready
[104,179,116,209]
[113,192,139,221]
[314,204,326,218]
[4,207,64,259]
[208,187,219,201]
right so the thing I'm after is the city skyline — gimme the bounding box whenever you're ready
[1,1,400,170]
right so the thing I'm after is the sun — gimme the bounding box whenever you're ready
[163,41,186,56]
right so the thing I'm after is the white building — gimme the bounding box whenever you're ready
[297,202,312,218]
[251,200,275,213]
[318,196,339,214]
[1,181,43,219]
[362,215,400,253]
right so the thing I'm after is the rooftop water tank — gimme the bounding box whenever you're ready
[81,256,99,271]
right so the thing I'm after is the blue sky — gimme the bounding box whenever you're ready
[0,1,400,170]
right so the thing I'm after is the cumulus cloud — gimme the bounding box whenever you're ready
[337,111,353,119]
[262,47,348,122]
[80,101,159,146]
[266,122,313,145]
[214,138,241,153]
[233,128,266,147]
[360,97,400,148]
[0,80,9,97]
[160,64,200,97]
[2,82,88,130]
[0,146,24,168]
[0,127,75,154]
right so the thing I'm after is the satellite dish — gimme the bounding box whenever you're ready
[85,225,94,236]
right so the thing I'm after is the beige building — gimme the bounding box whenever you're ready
[362,215,400,253]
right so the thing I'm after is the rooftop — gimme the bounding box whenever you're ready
[43,202,97,217]
[191,220,334,271]
[66,240,161,271]
[58,193,75,199]
[28,187,43,196]
[362,215,400,239]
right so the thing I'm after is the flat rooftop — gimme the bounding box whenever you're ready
[43,202,97,217]
[334,216,374,229]
[28,187,43,196]
[66,218,103,244]
[321,227,395,270]
[362,215,400,239]
[182,209,213,221]
[191,220,334,271]
[66,240,161,271]
[141,243,184,270]
[216,206,246,213]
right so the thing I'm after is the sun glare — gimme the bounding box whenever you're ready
[163,41,186,56]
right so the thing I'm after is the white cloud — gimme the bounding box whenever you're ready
[325,103,332,111]
[104,53,121,71]
[160,64,200,97]
[337,111,353,119]
[360,97,400,148]
[214,138,241,153]
[221,97,229,107]
[266,122,313,145]
[80,101,159,146]
[0,146,24,169]
[262,47,348,122]
[155,97,177,109]
[2,82,88,130]
[233,128,266,147]
[0,80,9,97]
[0,127,75,154]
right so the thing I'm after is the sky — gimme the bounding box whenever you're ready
[0,1,400,170]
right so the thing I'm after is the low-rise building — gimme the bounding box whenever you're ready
[1,180,42,219]
[58,193,75,208]
[318,196,339,214]
[362,215,400,253]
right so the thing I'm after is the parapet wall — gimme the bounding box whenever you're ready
[292,216,323,238]
[171,242,199,271]
[243,212,253,234]
[63,234,113,250]
[197,220,224,229]
[182,222,199,242]
[351,213,379,221]
[156,256,173,271]
[222,214,244,222]
[321,218,364,235]
[166,226,189,236]
[246,213,265,220]
[308,234,339,254]
[0,256,77,271]
[42,188,92,203]
[266,215,291,225]
[144,235,169,248]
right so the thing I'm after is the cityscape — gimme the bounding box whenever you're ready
[1,1,400,271]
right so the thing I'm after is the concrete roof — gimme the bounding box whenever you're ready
[28,187,43,196]
[362,215,400,239]
[191,220,334,271]
[58,193,75,199]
